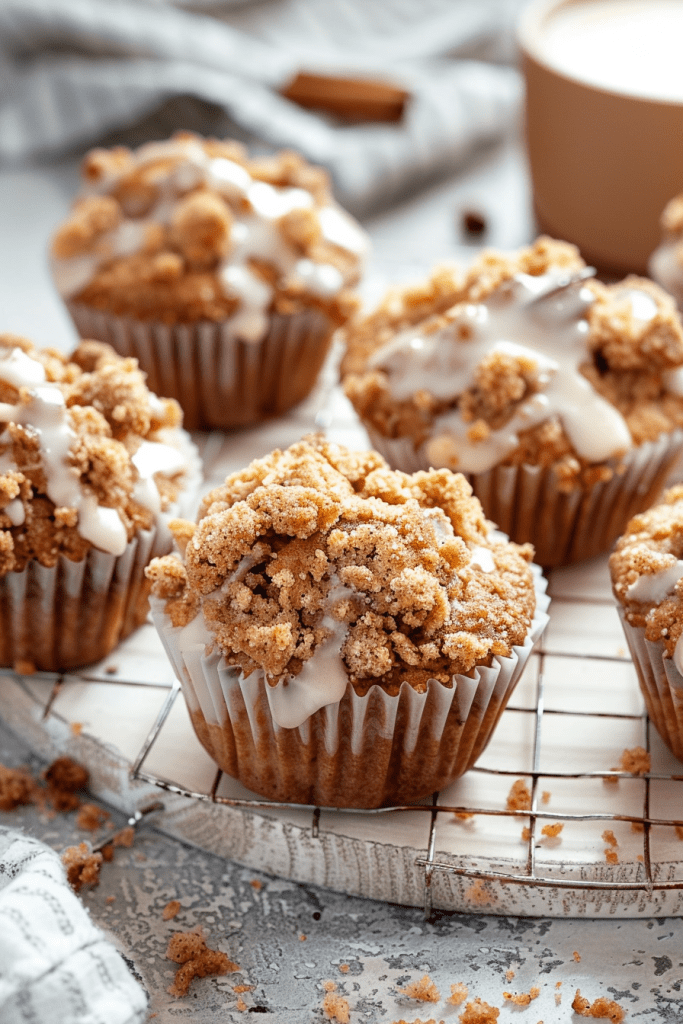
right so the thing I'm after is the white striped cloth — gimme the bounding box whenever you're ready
[0,0,524,213]
[0,827,147,1024]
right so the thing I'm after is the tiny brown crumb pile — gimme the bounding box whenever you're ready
[162,900,181,921]
[447,983,469,1005]
[0,763,35,811]
[147,436,536,695]
[45,755,89,812]
[399,975,441,1003]
[572,989,625,1022]
[76,803,110,831]
[61,842,103,891]
[458,997,500,1023]
[502,986,540,1006]
[166,929,239,998]
[322,981,350,1023]
[507,779,532,811]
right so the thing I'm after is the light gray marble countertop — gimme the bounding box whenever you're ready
[2,130,683,1022]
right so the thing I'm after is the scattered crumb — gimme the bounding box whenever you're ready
[399,974,441,1002]
[465,878,496,906]
[44,756,89,811]
[113,826,135,847]
[555,991,562,1006]
[637,855,644,862]
[166,929,239,998]
[163,900,181,921]
[234,985,254,994]
[459,997,500,1023]
[101,843,115,862]
[541,823,564,839]
[105,664,118,674]
[390,1020,444,1024]
[236,997,247,1011]
[323,994,350,1023]
[0,763,35,810]
[572,989,625,1021]
[299,934,307,941]
[605,850,619,865]
[62,842,103,891]
[631,822,644,833]
[71,722,83,736]
[462,210,487,236]
[105,895,116,904]
[503,987,540,1006]
[339,964,350,974]
[602,831,618,847]
[573,952,581,962]
[507,779,531,812]
[250,879,262,890]
[618,747,650,775]
[448,983,469,1005]
[541,791,551,805]
[505,970,515,982]
[453,811,475,822]
[556,981,563,987]
[521,826,532,842]
[323,981,337,993]
[76,803,110,831]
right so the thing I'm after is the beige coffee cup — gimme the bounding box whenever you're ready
[519,0,683,275]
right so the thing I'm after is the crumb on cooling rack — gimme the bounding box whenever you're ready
[62,842,103,891]
[447,982,469,1005]
[453,810,476,822]
[631,821,645,833]
[113,826,135,847]
[163,900,181,921]
[235,997,247,1011]
[76,803,110,831]
[618,747,650,774]
[166,928,239,998]
[399,975,441,1002]
[602,830,618,847]
[502,986,540,1006]
[389,1019,445,1024]
[573,951,582,962]
[507,779,531,811]
[322,981,350,1023]
[465,878,496,906]
[571,989,625,1021]
[45,756,89,811]
[541,822,564,839]
[541,790,551,804]
[458,997,500,1023]
[505,970,515,982]
[521,826,532,842]
[234,985,254,994]
[605,850,619,865]
[0,763,36,810]
[147,435,536,692]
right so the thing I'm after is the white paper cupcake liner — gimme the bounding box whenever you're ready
[150,566,549,808]
[0,428,201,673]
[617,608,683,762]
[66,303,337,430]
[367,427,683,567]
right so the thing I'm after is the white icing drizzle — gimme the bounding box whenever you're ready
[53,138,369,344]
[0,347,188,557]
[371,271,634,474]
[469,546,496,573]
[626,560,683,603]
[4,498,24,526]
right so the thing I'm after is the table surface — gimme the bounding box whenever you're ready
[2,129,683,1022]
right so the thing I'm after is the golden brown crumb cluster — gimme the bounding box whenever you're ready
[147,437,536,694]
[166,929,239,998]
[610,486,683,658]
[0,335,185,575]
[572,989,625,1022]
[52,132,361,326]
[343,238,683,489]
[61,842,103,891]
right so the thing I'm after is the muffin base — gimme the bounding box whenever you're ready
[367,427,683,567]
[151,568,549,808]
[617,609,683,763]
[66,304,337,430]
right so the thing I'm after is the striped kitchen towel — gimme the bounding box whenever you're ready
[0,0,523,213]
[0,827,147,1024]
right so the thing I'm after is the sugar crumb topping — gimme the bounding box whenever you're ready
[147,436,536,697]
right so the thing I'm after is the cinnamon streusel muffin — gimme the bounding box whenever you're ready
[50,133,367,429]
[146,436,548,808]
[610,487,683,761]
[342,237,683,566]
[0,334,199,672]
[649,192,683,311]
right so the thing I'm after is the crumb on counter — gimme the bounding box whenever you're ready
[250,879,262,890]
[573,951,582,962]
[76,803,110,831]
[605,850,619,865]
[0,763,35,811]
[162,900,181,921]
[113,826,135,847]
[503,986,540,1006]
[505,970,515,982]
[447,982,469,1005]
[62,842,103,891]
[166,928,239,998]
[572,989,625,1021]
[399,974,441,1002]
[44,756,89,812]
[458,997,500,1023]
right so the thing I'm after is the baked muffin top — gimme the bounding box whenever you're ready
[147,436,537,721]
[50,133,367,332]
[610,485,683,670]
[0,335,191,573]
[649,192,683,295]
[343,237,683,490]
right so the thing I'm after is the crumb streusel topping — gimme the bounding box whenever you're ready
[343,237,683,490]
[0,334,190,572]
[51,133,367,336]
[147,437,536,729]
[610,484,683,672]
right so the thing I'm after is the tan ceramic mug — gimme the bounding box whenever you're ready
[519,0,683,275]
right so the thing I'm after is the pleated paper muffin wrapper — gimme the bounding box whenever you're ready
[66,303,338,430]
[150,566,549,809]
[617,608,683,763]
[0,429,202,674]
[366,426,683,568]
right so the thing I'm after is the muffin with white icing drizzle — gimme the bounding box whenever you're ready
[610,486,683,762]
[650,192,683,312]
[0,334,199,672]
[145,436,548,808]
[342,237,683,566]
[50,132,368,429]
